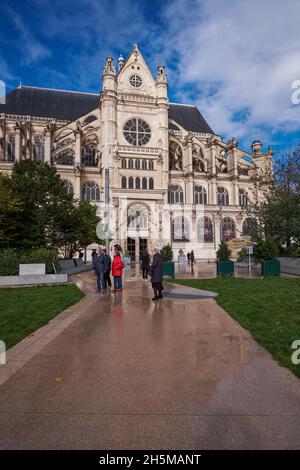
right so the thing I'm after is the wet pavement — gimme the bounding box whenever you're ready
[1,270,300,449]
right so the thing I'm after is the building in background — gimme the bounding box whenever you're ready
[0,45,273,260]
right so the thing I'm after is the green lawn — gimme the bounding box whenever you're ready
[0,284,85,349]
[174,277,300,378]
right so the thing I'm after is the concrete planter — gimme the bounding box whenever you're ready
[123,256,131,266]
[261,260,280,277]
[163,262,175,278]
[178,255,186,264]
[217,260,234,277]
[0,274,68,287]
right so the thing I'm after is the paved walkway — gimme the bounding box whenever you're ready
[1,271,300,449]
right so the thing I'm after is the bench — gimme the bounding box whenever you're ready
[58,259,93,275]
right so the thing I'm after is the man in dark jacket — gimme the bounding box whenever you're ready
[93,247,106,292]
[150,248,164,300]
[102,248,112,288]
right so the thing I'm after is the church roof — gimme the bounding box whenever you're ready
[0,86,213,133]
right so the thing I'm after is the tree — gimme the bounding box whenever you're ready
[246,146,300,247]
[216,241,231,261]
[57,201,99,259]
[0,174,22,249]
[0,161,100,255]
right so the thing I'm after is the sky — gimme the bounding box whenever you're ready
[1,0,300,153]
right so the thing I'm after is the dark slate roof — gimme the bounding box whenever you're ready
[169,103,213,134]
[0,86,99,121]
[0,86,214,133]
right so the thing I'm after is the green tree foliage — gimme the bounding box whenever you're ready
[247,147,300,248]
[160,244,173,262]
[0,161,99,256]
[253,237,279,261]
[0,174,22,248]
[216,241,231,261]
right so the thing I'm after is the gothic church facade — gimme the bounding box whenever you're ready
[0,45,273,260]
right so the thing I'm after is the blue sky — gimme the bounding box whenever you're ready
[1,0,300,153]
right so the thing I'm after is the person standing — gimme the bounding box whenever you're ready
[102,248,112,288]
[187,251,191,263]
[112,249,124,292]
[93,247,106,293]
[190,250,195,266]
[140,248,150,280]
[150,248,164,300]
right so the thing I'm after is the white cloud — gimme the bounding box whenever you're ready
[159,0,300,146]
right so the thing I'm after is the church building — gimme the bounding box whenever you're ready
[0,45,273,260]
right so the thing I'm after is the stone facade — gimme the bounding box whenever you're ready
[0,45,273,260]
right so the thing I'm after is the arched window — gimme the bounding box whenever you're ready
[127,204,148,229]
[128,159,134,169]
[222,217,235,240]
[121,176,127,189]
[57,149,74,165]
[136,177,140,189]
[242,218,257,237]
[33,134,45,162]
[142,177,147,189]
[197,217,213,243]
[217,186,229,206]
[168,185,183,204]
[142,160,147,170]
[82,181,100,201]
[63,179,73,195]
[148,160,154,170]
[81,144,96,166]
[239,188,248,206]
[6,134,15,161]
[129,177,134,189]
[121,159,127,169]
[149,177,154,190]
[172,216,190,241]
[194,186,207,204]
[135,159,140,169]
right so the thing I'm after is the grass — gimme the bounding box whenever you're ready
[174,277,300,378]
[0,284,85,349]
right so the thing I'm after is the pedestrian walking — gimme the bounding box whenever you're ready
[150,248,164,301]
[190,250,195,265]
[112,249,124,292]
[187,251,191,263]
[93,247,106,293]
[140,248,150,280]
[102,248,112,288]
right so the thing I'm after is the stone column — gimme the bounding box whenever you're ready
[14,127,21,162]
[213,213,221,248]
[44,129,52,164]
[74,129,82,166]
[209,178,217,205]
[233,180,239,206]
[74,166,81,200]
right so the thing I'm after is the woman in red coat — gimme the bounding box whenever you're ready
[112,250,124,292]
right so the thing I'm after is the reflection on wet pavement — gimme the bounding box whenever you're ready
[0,270,300,449]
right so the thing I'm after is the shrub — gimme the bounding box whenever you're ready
[254,237,279,261]
[237,247,247,262]
[0,249,20,276]
[0,248,58,276]
[216,241,231,261]
[160,244,173,262]
[178,248,185,256]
